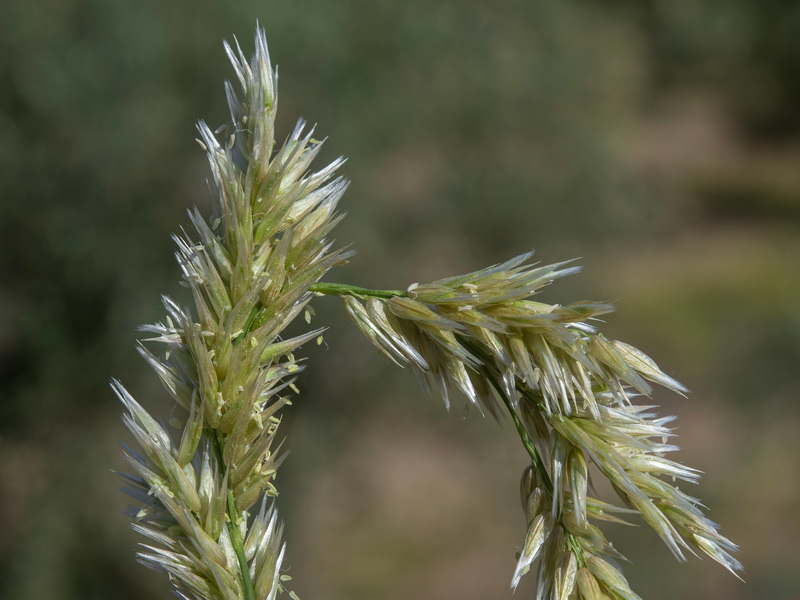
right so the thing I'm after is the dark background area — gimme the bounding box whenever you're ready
[1,1,799,599]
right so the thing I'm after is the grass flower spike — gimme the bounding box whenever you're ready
[114,27,350,600]
[337,254,743,597]
[114,25,741,600]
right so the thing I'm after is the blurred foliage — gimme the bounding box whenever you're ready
[0,0,798,599]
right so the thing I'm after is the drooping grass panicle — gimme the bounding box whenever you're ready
[337,252,742,598]
[114,26,350,600]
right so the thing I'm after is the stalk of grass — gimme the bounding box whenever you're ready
[114,25,741,600]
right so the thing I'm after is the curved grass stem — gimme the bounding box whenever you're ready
[483,372,554,495]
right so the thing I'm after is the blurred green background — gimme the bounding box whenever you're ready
[1,0,799,598]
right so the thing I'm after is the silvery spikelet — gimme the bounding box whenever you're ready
[114,25,741,600]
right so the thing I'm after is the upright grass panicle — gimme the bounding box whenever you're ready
[114,26,741,600]
[113,27,351,600]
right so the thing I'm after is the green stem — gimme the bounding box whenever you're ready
[309,282,408,299]
[226,488,256,600]
[487,378,589,565]
[503,397,555,496]
[484,373,554,495]
[457,336,553,493]
[212,431,256,600]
